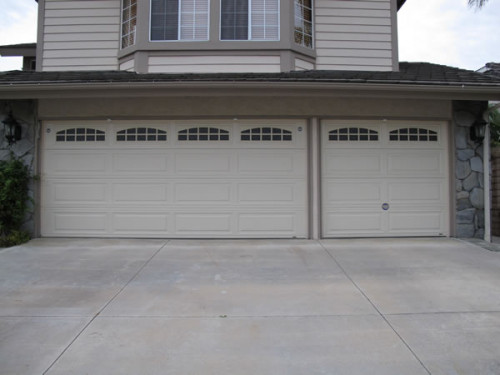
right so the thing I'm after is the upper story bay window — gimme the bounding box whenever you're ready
[294,0,312,48]
[122,0,137,48]
[220,0,279,41]
[151,0,209,41]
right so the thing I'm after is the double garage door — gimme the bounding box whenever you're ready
[41,119,449,238]
[41,120,307,238]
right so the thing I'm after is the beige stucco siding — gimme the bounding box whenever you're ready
[314,0,395,71]
[38,97,451,120]
[42,0,120,71]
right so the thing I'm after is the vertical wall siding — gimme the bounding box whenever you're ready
[314,0,394,71]
[42,0,121,71]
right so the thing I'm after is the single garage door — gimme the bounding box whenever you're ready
[322,120,449,237]
[41,120,307,238]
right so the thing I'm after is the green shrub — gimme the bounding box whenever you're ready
[490,108,500,146]
[0,229,31,248]
[0,154,33,247]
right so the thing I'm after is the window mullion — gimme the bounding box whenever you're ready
[248,0,252,40]
[178,0,182,40]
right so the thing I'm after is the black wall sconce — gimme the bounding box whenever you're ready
[470,119,487,143]
[2,111,22,145]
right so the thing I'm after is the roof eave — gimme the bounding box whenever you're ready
[1,80,499,101]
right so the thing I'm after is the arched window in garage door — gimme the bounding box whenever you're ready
[178,127,230,141]
[116,127,167,142]
[328,127,378,141]
[56,128,106,142]
[241,127,292,141]
[389,128,438,142]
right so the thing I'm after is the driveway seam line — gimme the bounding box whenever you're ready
[42,240,170,375]
[317,240,432,375]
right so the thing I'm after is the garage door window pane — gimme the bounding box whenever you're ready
[389,128,438,142]
[56,128,105,142]
[178,127,230,141]
[241,127,292,141]
[116,128,167,142]
[329,128,378,141]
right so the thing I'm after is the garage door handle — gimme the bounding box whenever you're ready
[382,203,390,211]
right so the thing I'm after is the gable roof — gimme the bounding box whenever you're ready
[1,62,499,100]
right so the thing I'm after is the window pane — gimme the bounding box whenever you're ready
[180,0,209,40]
[151,0,179,41]
[250,0,279,41]
[294,0,313,48]
[121,0,137,48]
[221,0,249,40]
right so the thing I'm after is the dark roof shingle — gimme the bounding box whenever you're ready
[1,62,500,87]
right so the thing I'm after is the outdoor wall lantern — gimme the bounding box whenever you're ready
[2,111,22,145]
[470,119,487,143]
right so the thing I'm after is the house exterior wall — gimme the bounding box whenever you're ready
[314,0,397,71]
[37,96,451,119]
[40,0,121,71]
[4,95,483,239]
[36,0,398,73]
[147,55,282,73]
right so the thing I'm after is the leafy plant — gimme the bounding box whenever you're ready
[0,154,33,247]
[489,106,500,146]
[0,229,31,248]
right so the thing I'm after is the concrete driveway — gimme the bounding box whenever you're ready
[1,238,500,375]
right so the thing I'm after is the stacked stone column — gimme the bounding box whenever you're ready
[454,102,487,238]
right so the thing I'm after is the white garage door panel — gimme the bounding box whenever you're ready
[324,181,382,203]
[238,152,299,174]
[325,212,384,234]
[52,182,108,203]
[387,151,444,176]
[113,153,170,173]
[41,120,307,238]
[53,213,108,233]
[388,211,444,233]
[238,183,300,203]
[175,153,232,174]
[322,120,449,237]
[388,181,444,202]
[114,213,169,232]
[175,214,232,233]
[174,183,232,202]
[45,152,109,175]
[238,213,300,234]
[323,151,383,175]
[113,183,169,202]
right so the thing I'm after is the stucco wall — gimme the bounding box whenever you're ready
[0,100,37,235]
[38,97,452,119]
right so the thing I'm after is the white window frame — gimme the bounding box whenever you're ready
[219,0,280,41]
[150,0,210,42]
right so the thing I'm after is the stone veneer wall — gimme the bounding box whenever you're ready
[454,100,488,238]
[0,100,37,235]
